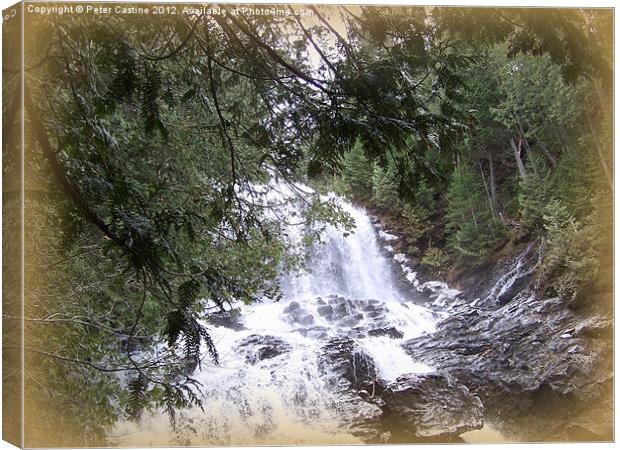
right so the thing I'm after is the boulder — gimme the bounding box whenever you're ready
[282,302,315,327]
[376,373,483,440]
[368,326,404,339]
[318,336,383,441]
[236,334,292,364]
[319,337,377,391]
[316,304,334,317]
[206,309,245,331]
[283,300,301,314]
[296,326,329,340]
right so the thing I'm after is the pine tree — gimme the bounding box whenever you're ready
[341,141,374,200]
[371,163,400,212]
[446,163,504,262]
[518,154,553,230]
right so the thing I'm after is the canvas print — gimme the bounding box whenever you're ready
[2,1,614,447]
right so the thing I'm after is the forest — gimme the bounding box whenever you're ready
[2,4,613,446]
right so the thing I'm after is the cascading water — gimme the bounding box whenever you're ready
[114,189,438,446]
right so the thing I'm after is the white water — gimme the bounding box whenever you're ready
[281,200,404,302]
[114,192,438,446]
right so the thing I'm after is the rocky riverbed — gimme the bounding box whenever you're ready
[369,214,614,442]
[207,280,612,443]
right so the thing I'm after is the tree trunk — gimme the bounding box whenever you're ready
[517,123,532,155]
[488,151,498,212]
[510,135,527,179]
[538,140,557,167]
[478,160,496,220]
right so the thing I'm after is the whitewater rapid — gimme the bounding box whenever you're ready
[114,192,439,446]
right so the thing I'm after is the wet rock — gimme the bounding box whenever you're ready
[334,396,384,442]
[319,337,377,390]
[365,310,384,319]
[403,292,613,437]
[206,309,245,331]
[318,336,383,440]
[332,302,349,320]
[327,295,346,305]
[316,304,333,317]
[297,326,329,339]
[282,302,315,327]
[574,315,612,339]
[368,327,404,339]
[377,373,483,440]
[291,311,315,326]
[236,334,291,364]
[283,301,301,314]
[337,313,364,328]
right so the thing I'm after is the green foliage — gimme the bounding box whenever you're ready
[540,200,599,306]
[340,140,374,200]
[446,163,504,263]
[518,154,553,230]
[490,51,578,137]
[421,247,449,268]
[371,163,400,212]
[19,5,612,444]
[399,204,432,251]
[435,8,612,86]
[410,179,436,214]
[552,148,595,219]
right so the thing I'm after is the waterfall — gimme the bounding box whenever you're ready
[114,191,437,446]
[280,200,404,302]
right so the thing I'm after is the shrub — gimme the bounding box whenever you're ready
[421,247,449,268]
[540,199,599,306]
[400,204,432,245]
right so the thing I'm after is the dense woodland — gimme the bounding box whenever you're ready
[2,5,612,445]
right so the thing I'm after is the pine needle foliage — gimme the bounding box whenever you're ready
[518,154,553,230]
[446,163,505,263]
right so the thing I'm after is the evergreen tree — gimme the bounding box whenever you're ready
[371,163,400,212]
[340,141,374,200]
[518,154,553,230]
[446,163,504,262]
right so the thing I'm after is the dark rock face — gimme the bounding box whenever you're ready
[318,337,384,440]
[368,327,404,339]
[316,304,333,317]
[212,295,402,339]
[279,296,404,340]
[376,373,483,441]
[456,242,539,306]
[319,337,377,390]
[318,337,485,442]
[236,334,292,364]
[232,266,612,443]
[403,292,613,440]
